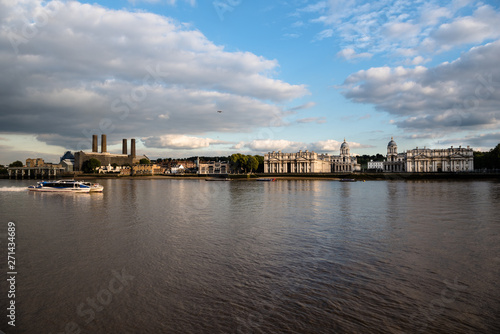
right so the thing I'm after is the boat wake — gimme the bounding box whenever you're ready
[0,186,28,192]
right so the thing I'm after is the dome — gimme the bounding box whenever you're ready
[340,138,349,149]
[388,137,397,147]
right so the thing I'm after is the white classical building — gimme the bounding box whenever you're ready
[405,146,474,172]
[383,137,406,172]
[264,139,360,173]
[367,160,384,171]
[382,137,474,172]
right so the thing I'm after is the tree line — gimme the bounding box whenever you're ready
[474,143,500,170]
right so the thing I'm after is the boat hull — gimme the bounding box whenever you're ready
[28,187,90,193]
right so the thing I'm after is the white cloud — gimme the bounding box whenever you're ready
[340,39,500,133]
[311,139,373,152]
[299,0,500,61]
[314,29,334,41]
[0,1,308,150]
[228,138,373,154]
[128,0,196,5]
[244,139,305,152]
[429,5,500,52]
[337,48,373,60]
[143,134,224,149]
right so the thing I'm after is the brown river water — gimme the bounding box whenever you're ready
[0,178,499,333]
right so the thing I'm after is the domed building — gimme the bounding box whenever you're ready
[384,137,406,172]
[382,137,474,172]
[264,139,360,173]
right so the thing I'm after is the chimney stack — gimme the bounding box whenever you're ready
[131,139,136,157]
[101,134,107,153]
[122,139,127,155]
[92,135,98,152]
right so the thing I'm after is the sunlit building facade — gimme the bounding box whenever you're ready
[383,137,474,173]
[264,139,360,173]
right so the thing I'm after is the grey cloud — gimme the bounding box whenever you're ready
[341,39,500,133]
[0,1,308,151]
[438,132,500,148]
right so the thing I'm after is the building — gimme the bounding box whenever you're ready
[264,139,360,173]
[382,137,474,172]
[26,158,45,167]
[60,151,75,172]
[160,159,197,170]
[405,146,474,172]
[198,161,230,174]
[74,135,148,171]
[367,160,384,171]
[132,164,163,175]
[169,165,185,174]
[383,137,406,172]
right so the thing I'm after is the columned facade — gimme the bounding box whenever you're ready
[382,137,474,173]
[405,146,474,172]
[264,140,360,174]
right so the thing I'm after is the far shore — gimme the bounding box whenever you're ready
[39,172,500,181]
[2,172,499,181]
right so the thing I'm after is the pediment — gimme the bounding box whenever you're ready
[413,153,429,159]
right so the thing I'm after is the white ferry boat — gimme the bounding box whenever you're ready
[28,180,92,193]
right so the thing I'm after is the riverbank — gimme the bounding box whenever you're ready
[3,172,499,181]
[66,172,500,181]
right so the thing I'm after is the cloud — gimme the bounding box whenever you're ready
[142,134,224,149]
[428,5,500,52]
[297,117,327,124]
[230,138,373,154]
[300,0,500,60]
[311,139,374,152]
[340,39,500,133]
[336,48,372,61]
[0,1,308,151]
[438,132,500,149]
[242,139,305,152]
[128,0,196,5]
[287,101,316,112]
[314,29,334,41]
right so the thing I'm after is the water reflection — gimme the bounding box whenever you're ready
[0,179,499,333]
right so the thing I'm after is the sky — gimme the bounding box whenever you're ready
[1,0,500,165]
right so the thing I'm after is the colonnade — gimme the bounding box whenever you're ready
[7,167,65,179]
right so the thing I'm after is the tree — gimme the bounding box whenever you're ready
[230,153,244,173]
[491,143,500,168]
[474,143,500,170]
[245,156,259,173]
[81,158,101,173]
[139,158,150,165]
[254,155,264,173]
[9,161,23,167]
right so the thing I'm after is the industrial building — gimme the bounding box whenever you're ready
[74,134,148,171]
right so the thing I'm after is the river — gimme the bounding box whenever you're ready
[0,178,499,333]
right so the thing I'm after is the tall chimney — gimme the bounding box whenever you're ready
[131,139,136,157]
[92,135,98,152]
[122,139,127,155]
[101,134,107,153]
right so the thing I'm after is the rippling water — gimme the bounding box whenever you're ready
[0,179,499,333]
